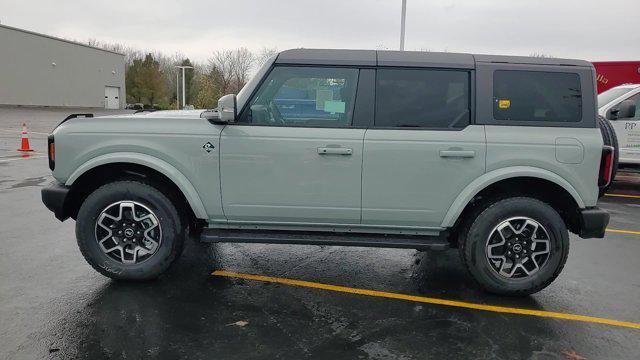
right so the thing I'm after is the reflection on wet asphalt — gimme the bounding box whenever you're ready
[9,235,634,360]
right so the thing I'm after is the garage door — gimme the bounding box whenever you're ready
[104,86,120,109]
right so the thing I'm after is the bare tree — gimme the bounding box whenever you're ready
[83,38,271,108]
[256,47,278,67]
[530,52,555,58]
[206,48,255,94]
[208,50,236,94]
[231,47,255,93]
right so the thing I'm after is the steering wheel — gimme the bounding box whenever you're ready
[268,102,286,125]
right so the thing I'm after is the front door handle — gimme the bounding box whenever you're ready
[317,147,353,155]
[439,150,476,158]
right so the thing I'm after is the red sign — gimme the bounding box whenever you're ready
[592,61,640,93]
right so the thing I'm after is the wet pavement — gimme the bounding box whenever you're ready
[1,108,639,359]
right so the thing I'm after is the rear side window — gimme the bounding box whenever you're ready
[375,69,470,128]
[493,70,581,122]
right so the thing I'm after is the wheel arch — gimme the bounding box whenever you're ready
[442,167,585,233]
[65,153,208,221]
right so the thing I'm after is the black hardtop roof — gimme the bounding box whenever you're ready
[275,49,591,68]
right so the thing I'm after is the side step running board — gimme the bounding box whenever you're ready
[200,229,450,251]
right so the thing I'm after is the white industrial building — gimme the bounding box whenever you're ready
[0,24,125,109]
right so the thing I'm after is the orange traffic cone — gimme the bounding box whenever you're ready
[17,123,34,152]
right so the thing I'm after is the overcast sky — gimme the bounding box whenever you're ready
[1,0,638,62]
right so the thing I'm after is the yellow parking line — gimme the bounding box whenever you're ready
[605,193,640,199]
[606,228,640,236]
[212,270,640,330]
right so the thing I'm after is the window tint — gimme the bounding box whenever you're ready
[375,69,470,128]
[241,66,358,127]
[493,70,581,122]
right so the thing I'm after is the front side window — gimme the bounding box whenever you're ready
[493,70,582,122]
[613,93,640,120]
[375,69,470,128]
[241,66,358,127]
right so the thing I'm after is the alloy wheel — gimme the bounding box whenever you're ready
[95,201,162,264]
[485,217,551,279]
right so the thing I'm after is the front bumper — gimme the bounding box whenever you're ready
[577,207,609,239]
[41,182,71,221]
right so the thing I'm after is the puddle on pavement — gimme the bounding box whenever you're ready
[9,176,48,189]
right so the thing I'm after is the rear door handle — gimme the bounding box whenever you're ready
[439,150,476,158]
[317,147,353,155]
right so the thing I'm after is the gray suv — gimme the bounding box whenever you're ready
[42,49,612,295]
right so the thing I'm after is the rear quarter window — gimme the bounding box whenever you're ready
[493,70,582,122]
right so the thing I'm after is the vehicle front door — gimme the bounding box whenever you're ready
[608,93,640,164]
[219,66,365,224]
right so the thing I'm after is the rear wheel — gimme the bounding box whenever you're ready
[76,181,185,280]
[459,197,569,296]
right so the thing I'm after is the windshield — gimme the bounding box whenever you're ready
[598,87,634,108]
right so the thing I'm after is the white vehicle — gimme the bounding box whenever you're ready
[598,84,640,165]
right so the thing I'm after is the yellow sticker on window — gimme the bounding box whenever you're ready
[498,99,511,109]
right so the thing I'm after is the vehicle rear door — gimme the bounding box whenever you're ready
[219,66,366,224]
[362,67,486,228]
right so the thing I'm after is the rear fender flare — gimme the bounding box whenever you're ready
[441,166,585,227]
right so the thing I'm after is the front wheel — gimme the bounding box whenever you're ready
[459,197,569,296]
[76,181,185,280]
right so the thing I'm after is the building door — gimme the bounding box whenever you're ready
[104,86,120,109]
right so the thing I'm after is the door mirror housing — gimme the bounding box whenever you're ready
[201,94,237,124]
[201,109,221,123]
[218,94,237,123]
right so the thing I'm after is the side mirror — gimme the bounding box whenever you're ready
[201,109,221,123]
[218,94,237,123]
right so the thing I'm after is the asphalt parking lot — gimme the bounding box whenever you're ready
[1,107,639,359]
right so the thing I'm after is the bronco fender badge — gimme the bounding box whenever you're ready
[202,142,215,153]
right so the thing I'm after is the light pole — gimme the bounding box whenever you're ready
[400,0,407,51]
[175,71,179,109]
[175,65,193,109]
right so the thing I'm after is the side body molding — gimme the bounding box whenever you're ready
[66,152,208,219]
[441,166,586,228]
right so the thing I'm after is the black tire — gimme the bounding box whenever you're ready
[458,197,569,296]
[76,180,185,281]
[598,115,619,189]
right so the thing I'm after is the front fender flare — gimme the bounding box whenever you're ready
[441,166,585,228]
[66,152,208,219]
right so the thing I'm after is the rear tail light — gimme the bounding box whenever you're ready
[47,135,55,171]
[598,145,614,187]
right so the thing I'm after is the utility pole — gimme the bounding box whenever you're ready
[400,0,407,51]
[175,65,193,109]
[175,71,179,109]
